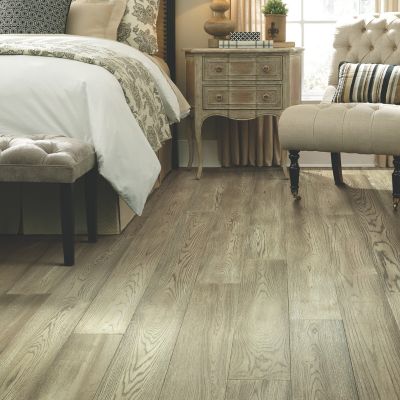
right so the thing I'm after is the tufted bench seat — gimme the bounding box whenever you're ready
[0,135,97,266]
[279,13,400,209]
[280,102,400,155]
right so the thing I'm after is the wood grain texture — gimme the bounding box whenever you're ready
[159,284,239,400]
[94,212,211,400]
[2,170,400,400]
[31,334,121,400]
[75,175,197,334]
[229,260,290,380]
[0,295,48,354]
[286,211,341,320]
[7,243,76,295]
[245,175,287,260]
[291,320,358,400]
[0,239,49,295]
[345,174,400,293]
[225,380,290,400]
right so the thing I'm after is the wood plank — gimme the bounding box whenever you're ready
[291,319,358,400]
[345,174,400,293]
[75,174,197,334]
[337,295,400,399]
[286,212,341,320]
[0,294,48,354]
[229,260,290,380]
[159,284,239,400]
[0,239,50,295]
[7,243,79,295]
[94,212,211,400]
[225,380,290,400]
[0,223,139,399]
[31,334,121,400]
[245,174,287,260]
[197,210,245,284]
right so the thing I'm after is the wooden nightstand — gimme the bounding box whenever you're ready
[184,48,304,178]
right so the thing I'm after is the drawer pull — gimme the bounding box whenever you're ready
[263,65,271,73]
[262,93,270,101]
[215,66,223,73]
[215,94,224,102]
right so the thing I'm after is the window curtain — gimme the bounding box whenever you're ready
[218,0,284,167]
[376,0,399,167]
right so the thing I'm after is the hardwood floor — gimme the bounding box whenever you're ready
[1,168,400,399]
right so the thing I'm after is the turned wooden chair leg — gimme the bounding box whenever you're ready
[393,156,400,210]
[331,152,344,186]
[289,150,301,200]
[60,183,75,266]
[85,168,97,243]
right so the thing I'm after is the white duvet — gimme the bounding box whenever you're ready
[0,35,184,215]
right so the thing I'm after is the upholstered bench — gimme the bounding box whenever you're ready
[0,135,97,266]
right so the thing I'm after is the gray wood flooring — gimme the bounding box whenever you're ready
[1,168,400,400]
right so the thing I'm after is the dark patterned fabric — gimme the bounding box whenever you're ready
[0,0,72,34]
[230,32,261,41]
[333,62,400,105]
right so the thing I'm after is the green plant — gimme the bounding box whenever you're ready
[262,0,288,16]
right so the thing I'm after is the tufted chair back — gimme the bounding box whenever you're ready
[329,13,400,87]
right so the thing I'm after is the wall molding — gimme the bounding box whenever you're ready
[178,140,376,168]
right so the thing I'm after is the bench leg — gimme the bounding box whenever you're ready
[331,152,344,186]
[60,183,75,266]
[85,168,97,243]
[289,150,301,201]
[393,156,400,211]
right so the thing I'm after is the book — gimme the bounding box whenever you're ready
[219,40,274,49]
[273,42,296,48]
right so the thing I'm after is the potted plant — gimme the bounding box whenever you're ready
[262,0,288,43]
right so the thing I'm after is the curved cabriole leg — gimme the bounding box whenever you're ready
[289,150,301,201]
[331,152,344,186]
[393,156,400,211]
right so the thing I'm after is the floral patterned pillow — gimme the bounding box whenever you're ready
[117,0,160,54]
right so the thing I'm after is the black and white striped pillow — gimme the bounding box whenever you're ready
[333,62,400,105]
[0,0,73,34]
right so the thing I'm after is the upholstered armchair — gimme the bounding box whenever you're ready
[279,13,400,209]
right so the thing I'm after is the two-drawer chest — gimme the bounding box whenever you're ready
[184,48,304,178]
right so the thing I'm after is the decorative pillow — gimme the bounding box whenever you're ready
[117,0,160,54]
[67,0,127,41]
[333,62,400,105]
[0,0,72,34]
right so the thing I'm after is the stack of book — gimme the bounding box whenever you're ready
[215,32,295,49]
[218,40,274,48]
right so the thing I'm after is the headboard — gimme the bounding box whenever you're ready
[156,0,176,81]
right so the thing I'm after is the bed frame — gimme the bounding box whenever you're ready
[156,0,178,168]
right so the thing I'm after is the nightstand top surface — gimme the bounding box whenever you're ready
[184,47,304,54]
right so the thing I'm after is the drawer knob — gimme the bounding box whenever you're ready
[215,94,224,102]
[215,66,223,73]
[263,65,271,73]
[263,93,270,101]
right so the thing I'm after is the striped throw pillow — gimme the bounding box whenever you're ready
[333,62,400,105]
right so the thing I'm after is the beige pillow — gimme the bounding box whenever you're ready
[67,0,127,41]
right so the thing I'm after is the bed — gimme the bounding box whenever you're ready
[0,0,183,235]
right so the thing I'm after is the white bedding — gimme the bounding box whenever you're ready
[0,35,184,215]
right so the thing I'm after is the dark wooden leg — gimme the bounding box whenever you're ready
[60,183,75,266]
[393,156,400,211]
[85,168,97,243]
[289,150,301,200]
[331,152,344,186]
